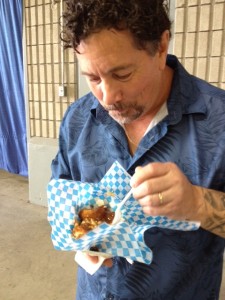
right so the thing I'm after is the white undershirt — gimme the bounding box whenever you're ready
[144,102,168,136]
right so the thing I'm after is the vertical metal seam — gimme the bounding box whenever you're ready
[58,2,63,137]
[204,0,215,83]
[181,1,188,65]
[47,4,55,138]
[41,2,50,138]
[44,3,50,138]
[27,4,36,137]
[217,2,225,88]
[49,2,57,139]
[35,0,43,138]
[193,0,201,76]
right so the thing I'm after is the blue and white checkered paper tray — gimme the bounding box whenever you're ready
[47,161,200,264]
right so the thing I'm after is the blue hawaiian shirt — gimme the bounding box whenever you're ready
[51,55,225,300]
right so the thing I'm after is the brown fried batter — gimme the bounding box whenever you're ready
[72,205,115,239]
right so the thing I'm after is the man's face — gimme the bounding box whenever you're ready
[76,29,168,125]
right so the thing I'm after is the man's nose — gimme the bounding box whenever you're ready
[100,80,122,105]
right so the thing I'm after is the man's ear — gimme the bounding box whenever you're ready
[158,30,170,70]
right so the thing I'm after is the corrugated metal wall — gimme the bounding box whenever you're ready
[24,0,78,139]
[174,0,225,89]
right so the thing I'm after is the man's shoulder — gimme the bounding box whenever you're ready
[168,55,225,101]
[194,77,225,100]
[189,77,225,116]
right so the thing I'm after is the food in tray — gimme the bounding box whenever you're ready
[72,205,115,239]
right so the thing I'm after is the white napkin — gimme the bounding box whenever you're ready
[74,251,111,275]
[75,251,133,275]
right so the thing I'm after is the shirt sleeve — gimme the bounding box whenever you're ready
[51,108,72,180]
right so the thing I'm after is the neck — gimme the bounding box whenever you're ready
[123,121,147,156]
[124,66,174,155]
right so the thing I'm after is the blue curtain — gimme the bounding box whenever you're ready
[0,0,28,176]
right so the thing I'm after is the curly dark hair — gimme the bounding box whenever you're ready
[62,0,172,55]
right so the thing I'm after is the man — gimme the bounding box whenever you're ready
[51,0,225,299]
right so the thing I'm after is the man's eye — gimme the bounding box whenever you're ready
[113,73,132,81]
[89,76,101,83]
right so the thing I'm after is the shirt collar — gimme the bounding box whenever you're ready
[166,55,207,124]
[90,94,116,126]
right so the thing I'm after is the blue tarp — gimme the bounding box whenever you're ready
[0,0,28,176]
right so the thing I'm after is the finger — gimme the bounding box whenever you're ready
[132,175,171,200]
[158,192,164,205]
[138,192,166,208]
[141,192,175,217]
[131,162,171,188]
[83,253,99,264]
[103,258,113,267]
[84,253,113,268]
[150,192,166,206]
[141,203,168,217]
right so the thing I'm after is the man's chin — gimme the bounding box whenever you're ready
[109,112,132,125]
[108,107,142,124]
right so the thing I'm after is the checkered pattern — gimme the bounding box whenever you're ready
[47,161,200,264]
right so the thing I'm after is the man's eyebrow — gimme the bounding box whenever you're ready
[81,64,133,76]
[81,71,96,76]
[107,64,133,73]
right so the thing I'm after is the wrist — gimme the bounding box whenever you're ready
[191,185,206,222]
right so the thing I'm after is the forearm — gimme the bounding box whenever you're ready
[195,187,225,238]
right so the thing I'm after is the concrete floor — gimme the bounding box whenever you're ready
[0,169,225,300]
[0,170,77,300]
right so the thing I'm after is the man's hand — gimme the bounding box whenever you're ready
[130,162,203,221]
[83,253,113,267]
[75,251,113,275]
[130,162,225,238]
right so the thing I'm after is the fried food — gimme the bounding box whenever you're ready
[72,205,115,239]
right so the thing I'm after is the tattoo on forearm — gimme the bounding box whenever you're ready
[201,188,225,238]
[202,211,225,237]
[204,189,225,209]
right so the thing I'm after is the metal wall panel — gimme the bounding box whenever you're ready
[174,0,225,89]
